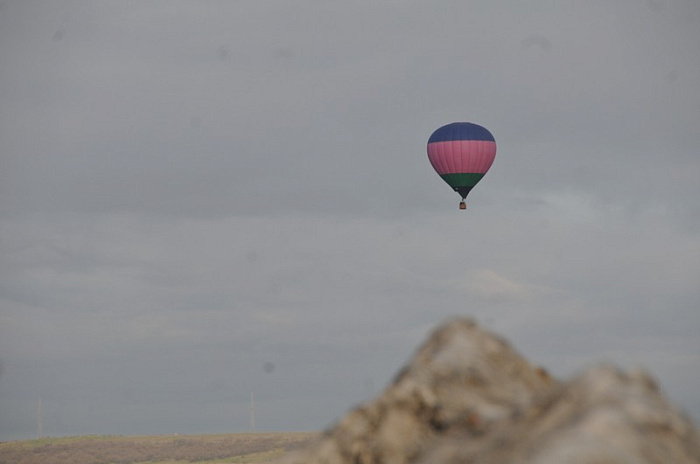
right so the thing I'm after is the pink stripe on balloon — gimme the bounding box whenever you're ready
[427,140,496,175]
[432,140,448,173]
[447,141,455,172]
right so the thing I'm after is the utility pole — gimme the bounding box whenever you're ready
[249,391,256,433]
[37,396,43,438]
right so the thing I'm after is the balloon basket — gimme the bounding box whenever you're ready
[459,201,467,210]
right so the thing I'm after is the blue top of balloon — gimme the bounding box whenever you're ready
[428,122,495,143]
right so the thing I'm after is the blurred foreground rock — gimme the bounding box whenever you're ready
[275,318,699,464]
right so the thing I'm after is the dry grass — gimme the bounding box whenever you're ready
[0,432,318,464]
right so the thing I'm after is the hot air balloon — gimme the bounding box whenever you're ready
[427,122,496,209]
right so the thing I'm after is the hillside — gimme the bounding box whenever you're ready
[0,432,318,464]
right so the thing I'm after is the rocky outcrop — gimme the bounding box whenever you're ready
[275,318,700,464]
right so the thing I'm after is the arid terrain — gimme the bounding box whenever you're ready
[4,319,699,464]
[0,432,318,464]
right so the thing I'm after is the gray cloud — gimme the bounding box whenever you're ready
[1,0,699,440]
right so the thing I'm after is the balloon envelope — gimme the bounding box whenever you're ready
[427,122,496,200]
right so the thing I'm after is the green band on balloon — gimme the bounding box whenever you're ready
[440,173,485,189]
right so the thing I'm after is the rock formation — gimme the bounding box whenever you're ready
[275,318,700,464]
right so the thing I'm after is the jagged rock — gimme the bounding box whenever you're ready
[421,366,700,464]
[275,317,700,464]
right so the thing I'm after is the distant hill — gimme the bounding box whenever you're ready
[0,432,318,464]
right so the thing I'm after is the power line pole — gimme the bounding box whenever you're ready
[37,396,43,438]
[249,391,255,433]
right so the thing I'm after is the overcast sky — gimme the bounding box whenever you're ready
[1,0,699,441]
